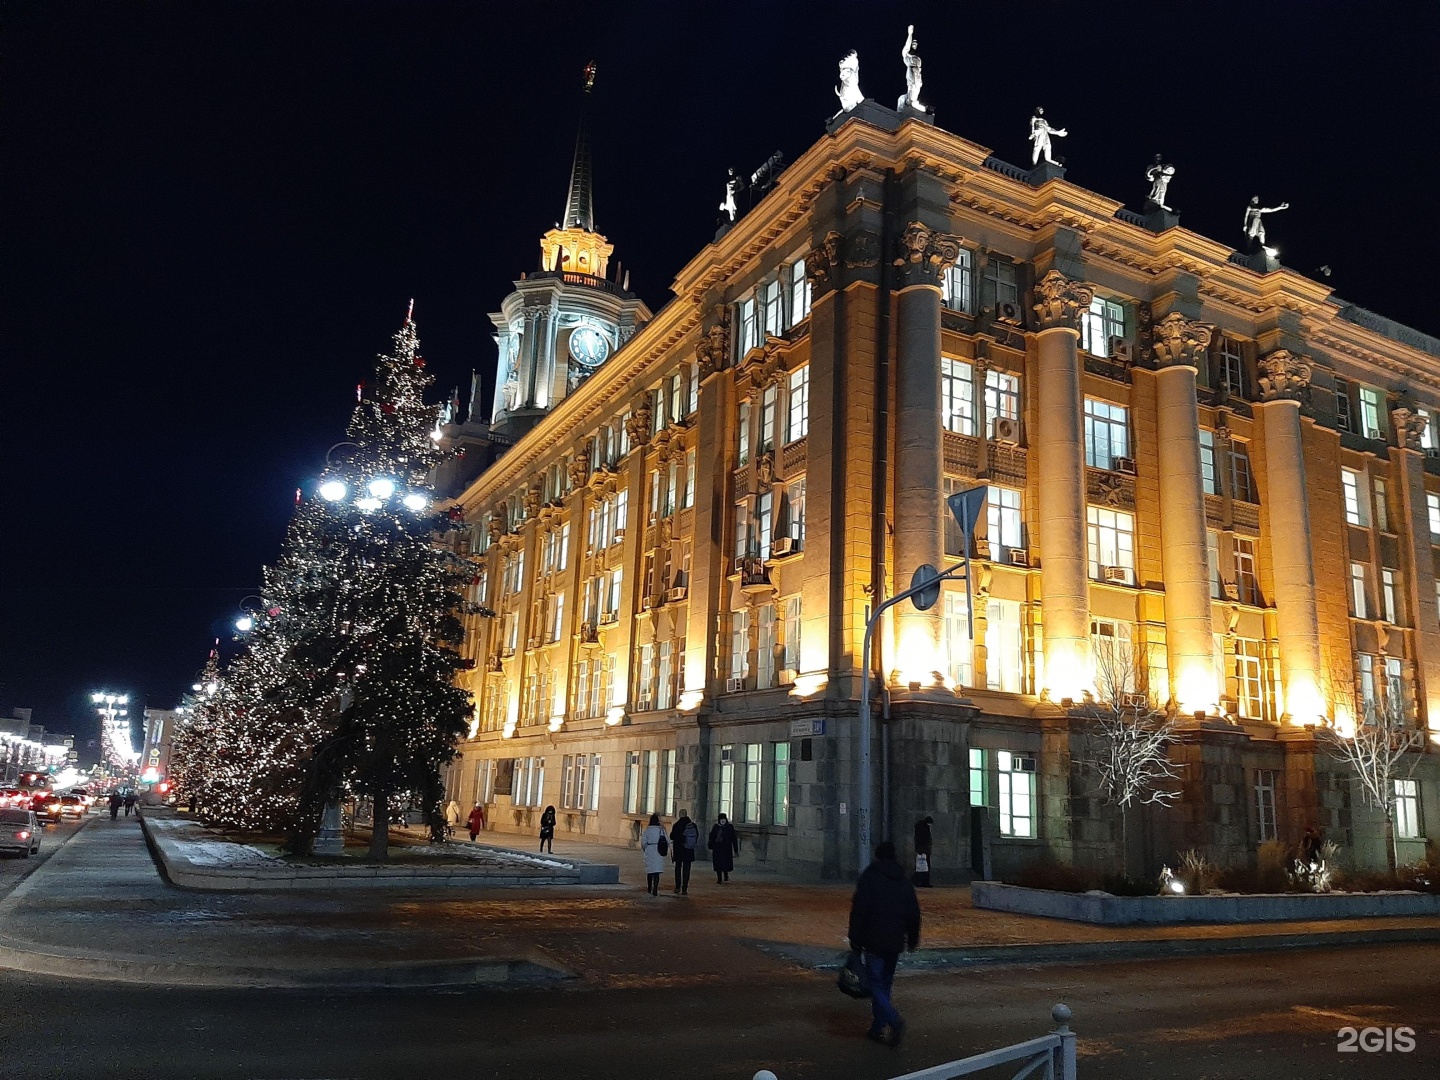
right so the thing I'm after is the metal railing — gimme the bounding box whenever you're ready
[753,1005,1075,1080]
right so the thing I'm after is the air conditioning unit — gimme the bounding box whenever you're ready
[526,636,542,650]
[612,528,625,543]
[1118,692,1148,710]
[1103,565,1129,583]
[994,301,1024,326]
[1222,581,1240,601]
[1108,337,1134,363]
[1367,429,1383,441]
[1008,547,1031,567]
[991,416,1021,445]
[1113,457,1137,475]
[666,586,689,603]
[726,678,747,693]
[500,647,516,659]
[642,594,659,611]
[770,536,796,558]
[579,623,600,646]
[1426,447,1440,459]
[599,611,619,626]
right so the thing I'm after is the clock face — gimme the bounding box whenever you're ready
[568,326,610,368]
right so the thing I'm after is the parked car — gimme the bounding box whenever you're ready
[31,793,63,822]
[58,795,87,819]
[0,788,26,808]
[0,808,41,856]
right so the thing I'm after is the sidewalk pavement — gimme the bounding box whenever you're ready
[3,814,1439,989]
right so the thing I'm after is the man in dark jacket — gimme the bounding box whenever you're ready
[669,810,699,894]
[847,841,921,1046]
[913,816,933,887]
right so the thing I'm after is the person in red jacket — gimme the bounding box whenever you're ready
[466,803,486,842]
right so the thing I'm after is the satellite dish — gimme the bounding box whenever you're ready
[911,564,941,612]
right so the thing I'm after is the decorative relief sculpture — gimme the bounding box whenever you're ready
[844,230,880,269]
[835,51,864,113]
[1151,312,1214,368]
[1088,469,1132,509]
[1243,196,1289,247]
[804,231,842,286]
[893,221,961,285]
[1032,269,1096,331]
[1392,406,1429,450]
[696,311,731,380]
[899,26,925,112]
[521,486,542,519]
[625,403,653,447]
[1029,107,1066,166]
[1256,349,1312,402]
[568,454,590,490]
[486,517,504,543]
[756,451,775,489]
[1144,155,1176,211]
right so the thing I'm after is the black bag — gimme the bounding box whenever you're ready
[657,834,669,857]
[836,950,871,999]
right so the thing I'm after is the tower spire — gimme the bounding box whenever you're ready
[561,62,597,232]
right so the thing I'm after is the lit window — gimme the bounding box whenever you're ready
[549,592,565,643]
[1090,618,1136,697]
[757,491,773,561]
[756,603,777,689]
[734,502,751,559]
[943,249,973,313]
[1395,779,1422,839]
[1341,468,1368,527]
[1359,386,1385,439]
[1383,568,1400,625]
[1419,408,1435,450]
[1087,506,1136,584]
[771,742,791,825]
[1350,562,1369,618]
[1080,296,1127,356]
[683,449,696,509]
[968,747,988,807]
[781,596,802,674]
[737,402,751,465]
[944,591,973,689]
[1428,492,1440,538]
[1207,529,1222,599]
[662,749,676,817]
[942,358,976,435]
[987,485,1023,554]
[996,750,1037,838]
[760,384,778,452]
[1218,337,1247,397]
[657,641,674,710]
[738,297,757,356]
[636,644,654,711]
[1384,656,1404,722]
[1374,477,1390,533]
[588,755,602,812]
[789,262,811,325]
[1255,770,1277,842]
[1199,431,1218,495]
[717,746,735,820]
[762,279,783,338]
[729,610,749,684]
[986,598,1024,693]
[1233,537,1259,605]
[984,368,1020,423]
[624,751,641,814]
[784,478,806,549]
[1236,639,1266,721]
[787,366,809,443]
[1084,398,1129,469]
[743,743,762,823]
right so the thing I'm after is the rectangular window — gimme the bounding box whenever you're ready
[1359,386,1385,439]
[588,754,602,811]
[669,373,685,428]
[1382,568,1400,625]
[757,491,774,561]
[734,502,750,560]
[790,261,811,324]
[1233,537,1259,605]
[1384,656,1404,722]
[730,610,749,684]
[1428,493,1440,538]
[786,478,806,548]
[771,742,790,825]
[683,449,696,509]
[624,752,641,815]
[782,595,802,674]
[738,297,757,356]
[987,485,1023,554]
[760,384,778,452]
[787,366,809,443]
[943,248,973,312]
[1350,562,1369,618]
[743,743,762,824]
[756,603,777,689]
[1341,468,1368,526]
[1087,506,1136,584]
[984,368,1020,423]
[1420,408,1436,450]
[986,598,1023,693]
[656,640,674,710]
[1080,296,1127,356]
[637,643,654,711]
[1373,477,1390,533]
[968,747,988,807]
[996,750,1037,838]
[560,755,575,809]
[943,476,966,557]
[762,278,783,338]
[1207,529,1223,599]
[944,591,974,689]
[550,592,565,643]
[1219,338,1247,397]
[643,750,659,813]
[1255,770,1277,842]
[941,358,976,435]
[718,744,735,819]
[1236,638,1266,720]
[1083,398,1129,469]
[1395,779,1421,840]
[1090,618,1136,697]
[984,259,1019,307]
[737,402,751,465]
[662,749,677,817]
[1356,652,1377,715]
[1335,379,1353,433]
[1228,442,1255,503]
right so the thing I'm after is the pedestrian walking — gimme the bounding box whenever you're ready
[709,813,738,883]
[669,809,699,894]
[641,812,667,896]
[123,791,136,817]
[445,799,462,839]
[109,790,121,821]
[848,841,921,1048]
[467,803,486,842]
[539,804,556,853]
[912,815,934,887]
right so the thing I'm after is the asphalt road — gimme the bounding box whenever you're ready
[2,944,1436,1079]
[0,811,89,894]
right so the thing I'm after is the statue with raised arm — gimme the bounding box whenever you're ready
[1029,107,1066,166]
[1243,195,1289,246]
[1145,154,1175,211]
[835,51,864,113]
[899,25,925,112]
[719,168,741,223]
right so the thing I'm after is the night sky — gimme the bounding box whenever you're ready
[5,1,1439,753]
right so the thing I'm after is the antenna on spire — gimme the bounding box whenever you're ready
[583,60,597,92]
[562,65,597,232]
[405,298,415,326]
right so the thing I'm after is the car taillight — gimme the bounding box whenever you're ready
[15,831,29,840]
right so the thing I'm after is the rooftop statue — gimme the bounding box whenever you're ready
[899,25,925,112]
[835,51,864,114]
[1145,155,1176,211]
[1243,196,1289,247]
[1029,107,1066,166]
[719,168,741,223]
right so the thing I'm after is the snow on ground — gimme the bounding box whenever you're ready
[178,840,281,867]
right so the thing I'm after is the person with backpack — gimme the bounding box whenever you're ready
[641,812,667,896]
[709,813,739,883]
[669,809,699,894]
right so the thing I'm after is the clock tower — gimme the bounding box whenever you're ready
[487,64,650,444]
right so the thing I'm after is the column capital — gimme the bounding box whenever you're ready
[1257,349,1312,403]
[1392,406,1429,451]
[1151,312,1213,369]
[892,221,961,288]
[1032,270,1096,332]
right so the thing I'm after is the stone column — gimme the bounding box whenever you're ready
[1390,407,1440,736]
[685,314,731,704]
[891,222,960,684]
[1151,313,1218,712]
[1255,350,1325,723]
[1032,270,1096,700]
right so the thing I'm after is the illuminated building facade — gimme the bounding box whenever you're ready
[445,102,1438,879]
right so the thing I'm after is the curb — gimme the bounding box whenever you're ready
[749,924,1440,972]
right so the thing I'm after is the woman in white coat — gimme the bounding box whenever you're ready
[641,812,667,896]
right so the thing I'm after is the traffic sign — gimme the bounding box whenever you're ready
[946,484,987,540]
[911,564,941,611]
